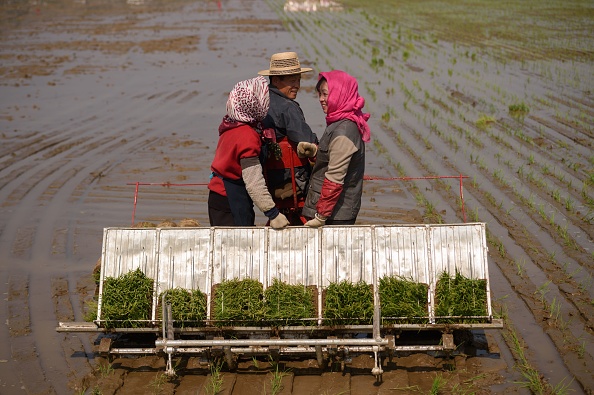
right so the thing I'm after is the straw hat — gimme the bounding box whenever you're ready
[258,52,313,76]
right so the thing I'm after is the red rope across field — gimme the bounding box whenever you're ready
[127,174,469,226]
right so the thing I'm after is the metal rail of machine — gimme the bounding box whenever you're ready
[57,223,503,377]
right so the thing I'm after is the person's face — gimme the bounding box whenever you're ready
[317,80,329,114]
[273,74,301,100]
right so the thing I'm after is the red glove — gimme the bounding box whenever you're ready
[316,178,343,218]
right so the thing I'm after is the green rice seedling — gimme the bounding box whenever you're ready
[537,203,547,221]
[212,278,265,326]
[548,297,561,322]
[96,361,114,378]
[84,299,98,322]
[578,340,586,359]
[509,102,530,119]
[551,377,575,395]
[487,233,506,258]
[324,280,373,325]
[503,323,547,392]
[379,275,428,323]
[493,168,506,185]
[541,163,550,175]
[429,373,446,395]
[435,270,487,323]
[564,196,574,211]
[100,268,153,328]
[515,260,525,277]
[527,194,535,209]
[476,114,495,130]
[263,278,315,326]
[203,360,224,395]
[535,280,551,304]
[556,224,575,248]
[268,360,290,395]
[528,154,535,165]
[470,207,479,222]
[159,287,207,327]
[148,373,167,395]
[251,356,260,369]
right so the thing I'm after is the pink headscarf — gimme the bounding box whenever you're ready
[225,76,270,123]
[319,70,371,143]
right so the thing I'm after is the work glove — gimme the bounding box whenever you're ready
[269,212,290,229]
[297,142,318,158]
[273,182,294,200]
[304,213,327,227]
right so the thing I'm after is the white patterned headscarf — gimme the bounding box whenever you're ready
[226,76,269,123]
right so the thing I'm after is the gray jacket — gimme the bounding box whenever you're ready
[302,119,365,221]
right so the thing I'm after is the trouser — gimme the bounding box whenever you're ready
[208,178,255,226]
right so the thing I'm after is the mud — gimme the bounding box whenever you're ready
[1,0,593,394]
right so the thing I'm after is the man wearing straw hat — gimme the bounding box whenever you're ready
[258,52,319,213]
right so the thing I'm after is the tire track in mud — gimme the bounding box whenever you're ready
[1,1,314,393]
[0,89,216,391]
[271,1,592,393]
[4,274,56,394]
[0,39,228,395]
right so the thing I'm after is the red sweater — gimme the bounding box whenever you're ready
[208,122,262,196]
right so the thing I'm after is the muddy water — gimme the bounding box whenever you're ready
[1,0,593,393]
[0,0,421,393]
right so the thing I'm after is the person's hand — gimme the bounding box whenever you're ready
[304,213,326,227]
[270,212,289,229]
[297,142,318,158]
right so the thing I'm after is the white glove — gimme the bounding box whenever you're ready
[304,213,326,227]
[297,142,318,158]
[270,213,289,229]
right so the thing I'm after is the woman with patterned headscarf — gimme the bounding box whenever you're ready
[208,76,289,228]
[299,70,370,226]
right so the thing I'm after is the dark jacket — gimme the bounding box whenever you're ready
[262,86,318,191]
[263,86,318,144]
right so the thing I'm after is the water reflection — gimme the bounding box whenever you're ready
[284,0,342,12]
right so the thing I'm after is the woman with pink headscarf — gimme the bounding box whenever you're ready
[298,70,370,226]
[208,76,289,228]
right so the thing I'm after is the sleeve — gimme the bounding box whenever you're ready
[324,135,358,184]
[282,104,318,144]
[240,157,277,216]
[238,129,263,161]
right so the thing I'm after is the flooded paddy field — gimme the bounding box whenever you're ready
[0,0,592,393]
